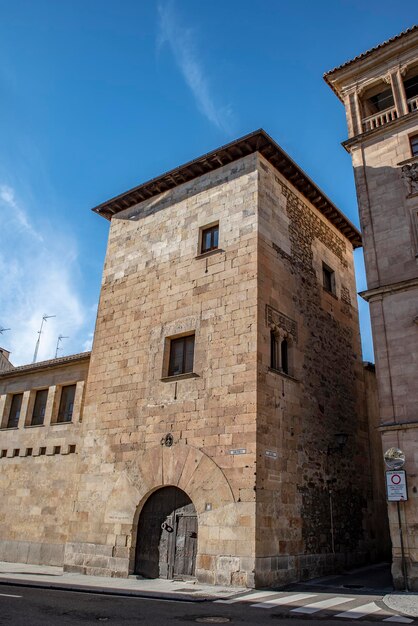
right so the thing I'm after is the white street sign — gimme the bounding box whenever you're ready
[386,470,408,502]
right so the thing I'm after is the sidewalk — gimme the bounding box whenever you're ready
[383,592,418,619]
[0,561,244,602]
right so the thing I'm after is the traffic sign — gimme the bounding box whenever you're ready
[386,470,408,501]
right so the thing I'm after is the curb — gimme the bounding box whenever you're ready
[0,577,209,603]
[382,593,418,619]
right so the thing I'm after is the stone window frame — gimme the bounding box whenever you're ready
[54,384,77,424]
[267,305,297,379]
[1,393,23,429]
[197,221,220,257]
[161,331,197,381]
[410,134,418,157]
[270,329,291,376]
[28,388,49,427]
[322,262,336,296]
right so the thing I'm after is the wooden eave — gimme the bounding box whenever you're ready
[92,129,362,248]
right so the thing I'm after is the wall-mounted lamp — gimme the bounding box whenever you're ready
[327,432,348,455]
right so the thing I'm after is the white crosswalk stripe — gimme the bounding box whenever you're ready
[291,596,355,614]
[215,591,416,623]
[215,590,281,604]
[251,592,317,608]
[334,601,382,619]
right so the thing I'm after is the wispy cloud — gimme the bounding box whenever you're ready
[0,185,43,241]
[0,185,95,365]
[157,2,234,133]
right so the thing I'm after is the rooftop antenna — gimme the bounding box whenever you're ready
[55,335,69,359]
[33,314,56,363]
[0,327,10,335]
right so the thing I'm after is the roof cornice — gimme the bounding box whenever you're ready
[324,25,418,101]
[0,352,91,379]
[92,129,362,248]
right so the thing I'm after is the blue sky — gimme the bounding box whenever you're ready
[0,1,415,365]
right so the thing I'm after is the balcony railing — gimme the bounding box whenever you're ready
[362,106,398,132]
[407,96,418,113]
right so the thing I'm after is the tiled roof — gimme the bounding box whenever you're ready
[0,352,91,378]
[92,129,362,248]
[324,25,418,78]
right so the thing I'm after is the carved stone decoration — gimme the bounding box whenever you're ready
[401,162,418,196]
[266,305,297,343]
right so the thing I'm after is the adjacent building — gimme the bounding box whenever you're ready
[0,353,90,565]
[325,25,418,590]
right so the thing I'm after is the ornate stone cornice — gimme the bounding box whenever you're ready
[266,305,297,343]
[359,277,418,302]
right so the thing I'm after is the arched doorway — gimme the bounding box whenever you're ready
[134,486,198,579]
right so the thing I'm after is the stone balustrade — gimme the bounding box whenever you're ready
[362,106,398,131]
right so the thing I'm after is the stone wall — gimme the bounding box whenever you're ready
[351,115,418,589]
[254,155,386,586]
[65,155,260,586]
[0,356,89,565]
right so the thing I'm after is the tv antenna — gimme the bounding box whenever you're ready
[55,335,69,359]
[0,327,10,335]
[33,314,56,363]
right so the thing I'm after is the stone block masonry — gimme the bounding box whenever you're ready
[0,131,387,587]
[64,151,385,586]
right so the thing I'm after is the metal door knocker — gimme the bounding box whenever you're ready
[161,433,174,447]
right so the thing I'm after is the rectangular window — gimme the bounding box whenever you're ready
[57,384,76,423]
[13,449,20,457]
[168,335,195,376]
[1,450,7,458]
[39,447,46,456]
[322,263,336,295]
[26,448,33,457]
[7,394,23,428]
[410,134,418,157]
[201,224,219,254]
[53,446,61,455]
[31,389,48,426]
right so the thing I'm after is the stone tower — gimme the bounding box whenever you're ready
[62,130,386,587]
[325,26,418,590]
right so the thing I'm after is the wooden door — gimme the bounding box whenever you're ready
[135,487,197,579]
[173,510,198,578]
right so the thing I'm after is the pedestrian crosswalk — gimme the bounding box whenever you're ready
[215,590,415,622]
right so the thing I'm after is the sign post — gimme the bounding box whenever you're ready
[384,449,409,592]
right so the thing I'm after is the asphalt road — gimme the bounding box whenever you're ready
[0,583,407,626]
